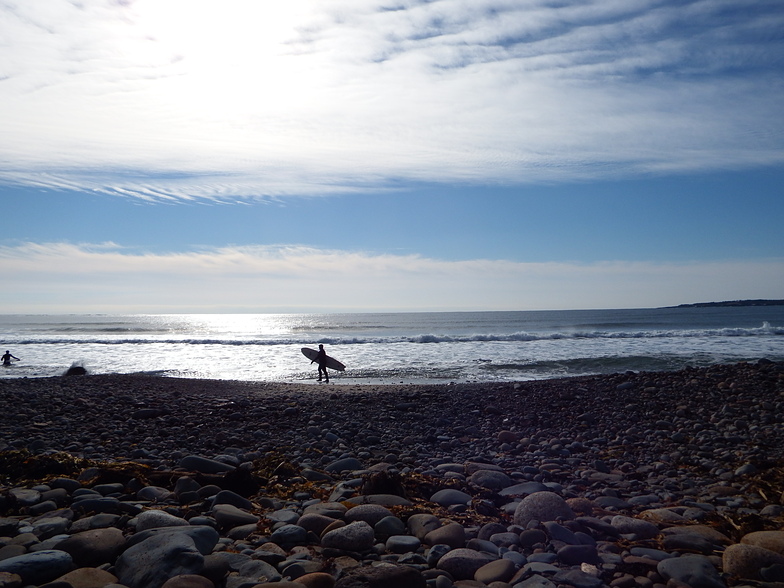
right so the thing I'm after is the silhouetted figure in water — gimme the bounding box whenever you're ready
[2,351,19,366]
[313,344,329,383]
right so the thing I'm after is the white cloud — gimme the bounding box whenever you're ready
[1,242,781,312]
[0,0,782,200]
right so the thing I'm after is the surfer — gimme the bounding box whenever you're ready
[2,350,19,366]
[312,344,329,383]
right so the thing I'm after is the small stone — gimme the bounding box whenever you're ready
[474,558,516,584]
[424,522,466,549]
[386,535,421,554]
[161,574,215,588]
[430,489,472,506]
[610,515,659,540]
[135,510,190,531]
[334,564,426,587]
[322,521,375,553]
[437,548,497,581]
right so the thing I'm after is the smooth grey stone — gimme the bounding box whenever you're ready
[237,558,282,582]
[629,547,674,561]
[125,525,220,555]
[543,521,578,544]
[499,482,549,497]
[658,554,727,588]
[374,515,406,540]
[0,549,73,585]
[611,515,660,540]
[93,483,125,495]
[528,552,558,564]
[322,521,375,552]
[523,561,560,574]
[557,544,600,565]
[593,496,632,509]
[514,575,557,588]
[426,543,451,567]
[270,524,308,546]
[490,532,520,547]
[30,516,70,540]
[8,488,41,507]
[345,504,394,526]
[137,486,173,502]
[179,455,236,474]
[346,494,414,506]
[722,544,784,582]
[267,509,300,525]
[467,538,499,556]
[212,490,253,511]
[552,568,604,588]
[408,513,441,541]
[325,457,363,473]
[503,550,528,566]
[430,489,471,506]
[470,469,513,490]
[71,497,127,515]
[386,535,422,554]
[56,527,126,567]
[135,510,190,531]
[211,504,259,529]
[115,532,204,588]
[436,548,496,581]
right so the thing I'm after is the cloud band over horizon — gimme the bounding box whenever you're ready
[2,241,782,313]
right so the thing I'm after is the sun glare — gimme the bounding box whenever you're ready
[121,1,325,115]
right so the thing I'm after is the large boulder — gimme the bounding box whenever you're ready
[513,492,575,527]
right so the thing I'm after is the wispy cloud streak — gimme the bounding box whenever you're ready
[1,0,782,200]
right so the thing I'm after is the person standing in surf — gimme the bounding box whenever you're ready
[2,350,19,366]
[312,344,329,383]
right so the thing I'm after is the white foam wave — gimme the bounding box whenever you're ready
[6,322,782,347]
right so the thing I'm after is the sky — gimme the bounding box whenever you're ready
[1,0,783,313]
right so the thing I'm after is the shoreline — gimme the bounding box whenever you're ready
[1,360,783,587]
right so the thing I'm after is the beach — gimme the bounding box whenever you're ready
[1,361,783,587]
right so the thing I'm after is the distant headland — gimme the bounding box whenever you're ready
[665,299,784,308]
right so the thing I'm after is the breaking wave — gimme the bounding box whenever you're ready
[8,322,782,346]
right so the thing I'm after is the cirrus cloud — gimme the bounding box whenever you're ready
[0,0,782,201]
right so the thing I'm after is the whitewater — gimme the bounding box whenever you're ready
[1,306,783,383]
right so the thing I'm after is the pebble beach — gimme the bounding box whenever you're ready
[1,361,783,588]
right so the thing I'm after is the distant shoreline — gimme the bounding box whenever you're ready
[665,299,784,308]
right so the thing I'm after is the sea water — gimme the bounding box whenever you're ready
[1,307,783,383]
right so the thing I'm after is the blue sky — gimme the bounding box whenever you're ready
[1,0,783,313]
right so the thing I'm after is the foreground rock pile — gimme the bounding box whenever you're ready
[0,361,783,588]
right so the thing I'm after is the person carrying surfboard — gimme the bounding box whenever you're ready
[313,344,329,383]
[2,350,20,366]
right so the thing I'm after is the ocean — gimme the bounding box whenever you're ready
[1,307,783,383]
